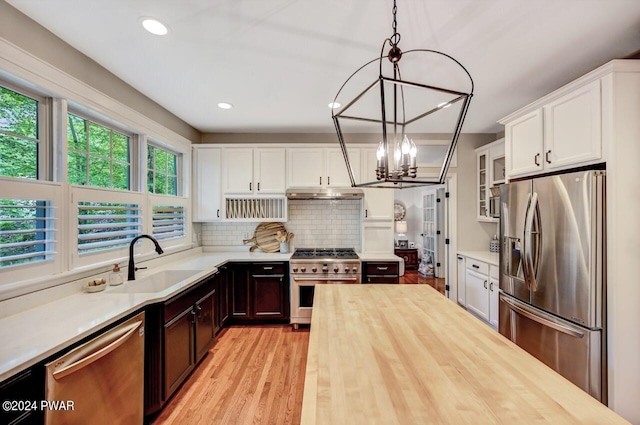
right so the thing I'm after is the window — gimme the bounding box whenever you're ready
[67,113,131,189]
[147,144,178,195]
[0,198,55,267]
[0,85,40,179]
[152,204,185,241]
[77,200,142,255]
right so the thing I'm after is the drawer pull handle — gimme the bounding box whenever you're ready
[484,280,488,289]
[545,150,551,164]
[472,264,480,269]
[377,267,388,271]
[534,153,540,166]
[490,282,494,291]
[263,266,274,270]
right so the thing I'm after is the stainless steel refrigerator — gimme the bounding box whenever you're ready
[499,169,606,403]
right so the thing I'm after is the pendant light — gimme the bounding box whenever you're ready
[332,0,474,189]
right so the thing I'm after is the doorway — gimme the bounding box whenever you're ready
[393,173,457,300]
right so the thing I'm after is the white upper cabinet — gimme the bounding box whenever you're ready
[223,148,253,194]
[476,138,505,222]
[505,109,544,178]
[326,148,359,187]
[287,147,360,188]
[254,148,286,193]
[543,80,601,170]
[502,78,603,180]
[287,148,325,187]
[361,148,378,183]
[223,147,286,194]
[193,147,222,222]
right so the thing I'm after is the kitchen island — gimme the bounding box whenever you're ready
[301,285,628,424]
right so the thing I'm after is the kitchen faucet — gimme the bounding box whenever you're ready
[128,234,164,281]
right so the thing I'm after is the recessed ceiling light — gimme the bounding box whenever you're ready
[141,18,168,36]
[217,102,233,109]
[328,102,341,109]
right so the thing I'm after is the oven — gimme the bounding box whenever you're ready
[290,248,360,329]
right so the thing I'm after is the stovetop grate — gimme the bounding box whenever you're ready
[291,248,358,260]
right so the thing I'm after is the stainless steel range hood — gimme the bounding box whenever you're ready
[286,188,364,200]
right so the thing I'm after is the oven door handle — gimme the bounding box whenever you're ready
[293,277,359,282]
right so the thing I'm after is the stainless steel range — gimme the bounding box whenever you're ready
[290,248,361,328]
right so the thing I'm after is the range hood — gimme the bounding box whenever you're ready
[286,188,364,200]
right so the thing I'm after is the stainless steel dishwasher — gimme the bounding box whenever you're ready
[45,312,145,425]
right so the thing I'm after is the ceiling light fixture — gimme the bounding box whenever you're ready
[217,102,233,109]
[331,0,474,189]
[141,18,168,36]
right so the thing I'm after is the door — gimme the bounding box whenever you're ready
[506,109,543,178]
[251,273,286,318]
[287,148,324,187]
[530,171,604,328]
[218,265,229,326]
[499,179,532,303]
[499,293,603,401]
[254,148,286,193]
[223,148,253,193]
[544,80,601,170]
[231,265,250,318]
[193,147,222,221]
[465,269,489,321]
[45,313,145,425]
[164,308,195,399]
[326,148,359,187]
[422,189,436,277]
[195,290,215,363]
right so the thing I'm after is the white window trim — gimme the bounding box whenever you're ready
[0,178,64,289]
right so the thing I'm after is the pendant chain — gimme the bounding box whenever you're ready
[390,0,401,46]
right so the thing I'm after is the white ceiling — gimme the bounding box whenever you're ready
[6,0,640,134]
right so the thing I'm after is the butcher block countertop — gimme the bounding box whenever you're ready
[301,285,628,424]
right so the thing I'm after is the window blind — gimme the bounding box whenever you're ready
[77,202,141,254]
[152,205,185,241]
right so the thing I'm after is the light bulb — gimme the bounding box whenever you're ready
[376,141,385,160]
[394,144,401,163]
[409,138,417,157]
[401,135,411,154]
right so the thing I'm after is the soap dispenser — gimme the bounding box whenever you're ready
[109,264,124,286]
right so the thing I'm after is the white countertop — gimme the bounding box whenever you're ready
[457,250,499,266]
[0,250,292,382]
[356,253,403,262]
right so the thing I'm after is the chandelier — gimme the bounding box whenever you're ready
[332,0,474,188]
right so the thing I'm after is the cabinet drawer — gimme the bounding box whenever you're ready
[250,262,286,275]
[365,275,399,284]
[164,277,215,323]
[466,259,489,275]
[364,262,399,275]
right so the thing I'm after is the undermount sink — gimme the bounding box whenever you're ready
[110,269,204,293]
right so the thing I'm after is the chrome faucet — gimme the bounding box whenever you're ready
[128,234,164,281]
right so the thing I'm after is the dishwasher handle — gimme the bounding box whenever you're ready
[52,319,143,380]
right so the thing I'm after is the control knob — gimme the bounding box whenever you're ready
[333,266,339,273]
[352,267,358,273]
[292,267,298,272]
[300,266,306,272]
[344,267,350,273]
[322,265,328,273]
[312,266,317,273]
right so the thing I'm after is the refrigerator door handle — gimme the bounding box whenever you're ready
[502,296,585,338]
[523,192,539,292]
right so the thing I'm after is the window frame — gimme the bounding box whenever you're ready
[0,80,49,181]
[146,141,182,196]
[66,110,134,190]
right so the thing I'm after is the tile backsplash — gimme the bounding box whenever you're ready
[201,199,361,251]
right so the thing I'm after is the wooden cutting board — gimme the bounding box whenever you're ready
[243,222,286,252]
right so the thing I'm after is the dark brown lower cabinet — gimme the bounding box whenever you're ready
[145,274,217,416]
[217,264,230,330]
[0,366,44,425]
[362,261,400,283]
[229,262,289,324]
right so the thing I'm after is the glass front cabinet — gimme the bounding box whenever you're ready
[476,138,505,222]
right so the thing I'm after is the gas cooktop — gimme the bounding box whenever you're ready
[291,248,359,260]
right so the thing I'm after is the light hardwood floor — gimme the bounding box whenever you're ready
[152,325,309,425]
[152,273,445,425]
